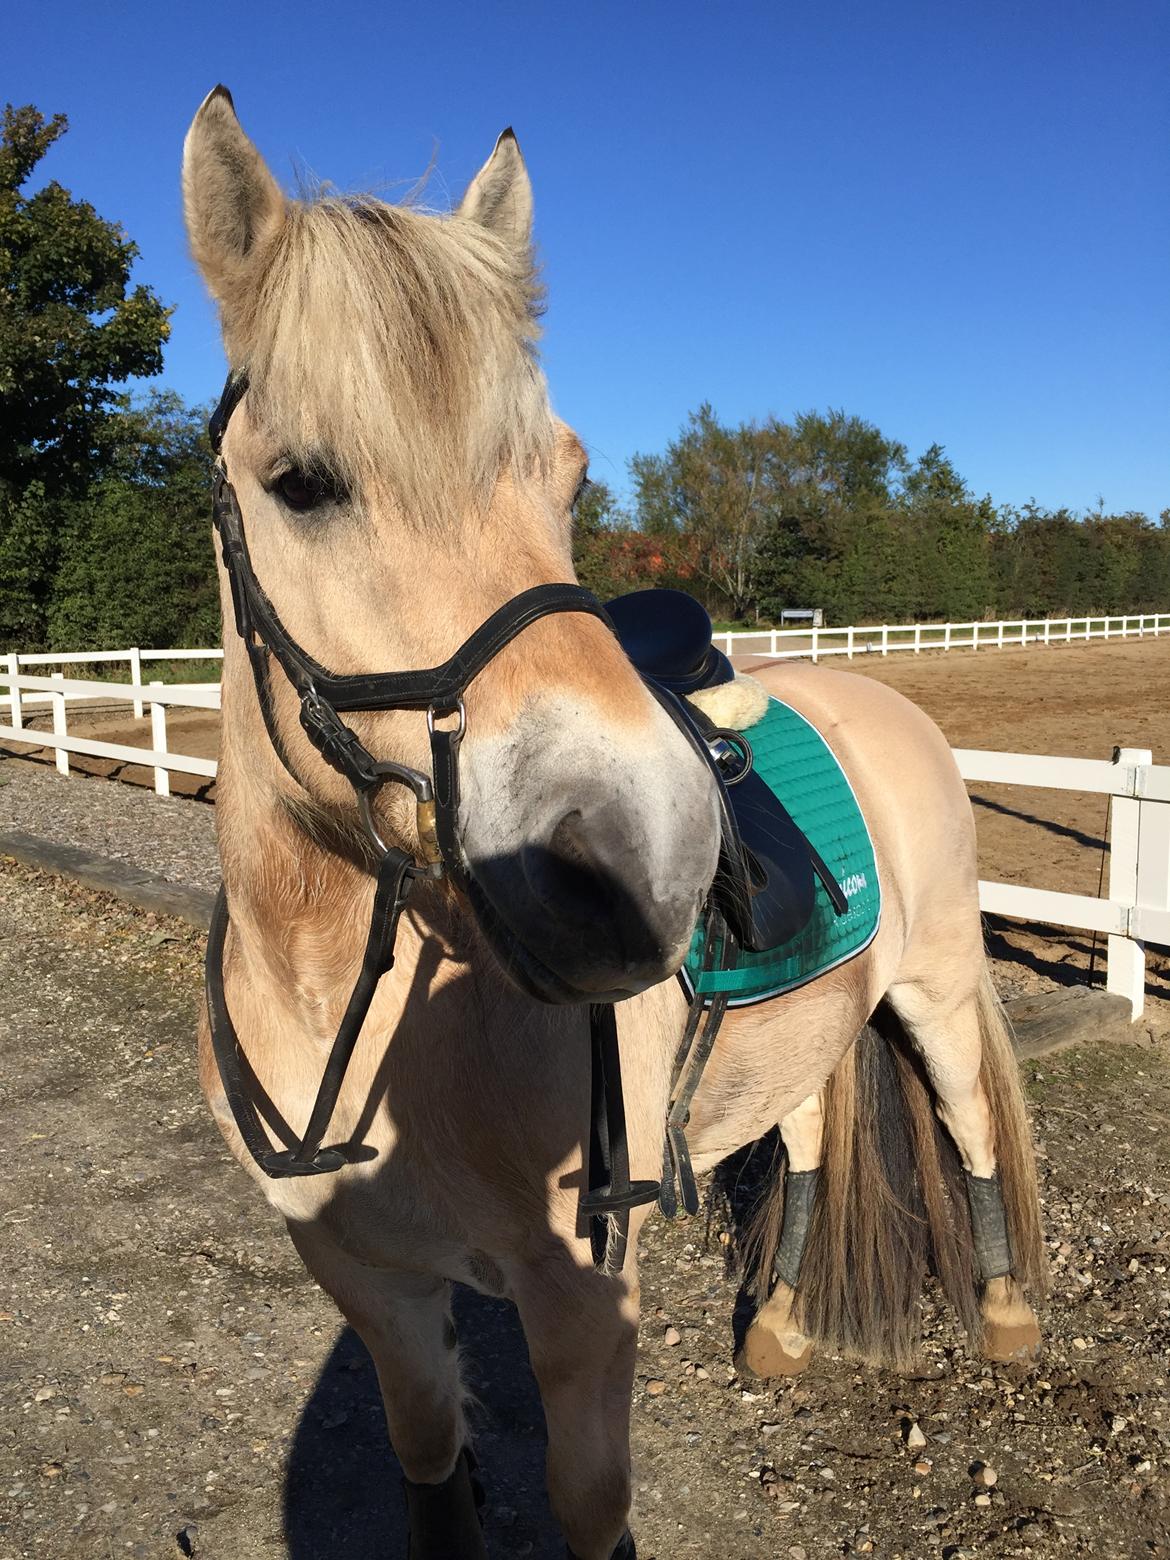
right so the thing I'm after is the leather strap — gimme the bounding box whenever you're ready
[214,470,608,717]
[206,847,417,1179]
[660,912,735,1218]
[429,719,464,878]
[582,1004,659,1277]
[403,1447,487,1560]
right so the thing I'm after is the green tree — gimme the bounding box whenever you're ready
[0,103,171,646]
[898,444,994,621]
[631,405,784,617]
[46,392,218,650]
[789,408,908,504]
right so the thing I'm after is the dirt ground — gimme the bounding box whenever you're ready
[1,862,1169,1560]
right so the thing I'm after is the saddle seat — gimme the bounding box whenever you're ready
[603,588,734,695]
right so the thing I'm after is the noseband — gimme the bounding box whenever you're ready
[204,373,613,1179]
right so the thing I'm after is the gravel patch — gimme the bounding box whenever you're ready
[0,753,218,890]
[2,860,1169,1559]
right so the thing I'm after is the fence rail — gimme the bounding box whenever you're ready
[2,646,1168,1018]
[716,612,1170,661]
[953,746,1170,1019]
[0,671,220,799]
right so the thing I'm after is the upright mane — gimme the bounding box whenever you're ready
[226,192,553,527]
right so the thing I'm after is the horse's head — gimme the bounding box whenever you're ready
[183,88,719,1002]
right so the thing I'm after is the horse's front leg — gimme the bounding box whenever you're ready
[513,1246,640,1560]
[287,1222,486,1560]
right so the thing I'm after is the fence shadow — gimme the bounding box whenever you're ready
[983,915,1170,1003]
[969,792,1108,854]
[283,1289,562,1560]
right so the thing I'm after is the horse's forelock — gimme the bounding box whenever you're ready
[234,191,553,525]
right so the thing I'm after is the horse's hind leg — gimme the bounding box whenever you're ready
[287,1225,486,1559]
[513,1251,639,1560]
[887,974,1044,1362]
[737,1091,823,1379]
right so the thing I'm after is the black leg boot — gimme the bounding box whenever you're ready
[567,1531,637,1560]
[404,1447,487,1560]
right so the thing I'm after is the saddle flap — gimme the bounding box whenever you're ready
[716,766,818,952]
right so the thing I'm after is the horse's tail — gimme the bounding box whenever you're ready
[743,969,1043,1370]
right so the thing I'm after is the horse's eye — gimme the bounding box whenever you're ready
[276,468,331,512]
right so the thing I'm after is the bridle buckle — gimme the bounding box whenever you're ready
[426,699,466,741]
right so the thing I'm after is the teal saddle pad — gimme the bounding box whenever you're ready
[682,696,881,1007]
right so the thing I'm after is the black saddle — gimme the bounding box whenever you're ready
[603,589,734,695]
[605,589,843,955]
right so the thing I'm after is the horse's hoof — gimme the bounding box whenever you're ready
[980,1277,1041,1363]
[404,1447,488,1560]
[567,1531,636,1560]
[736,1320,814,1379]
[982,1314,1041,1362]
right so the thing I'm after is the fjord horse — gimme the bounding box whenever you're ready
[184,88,1043,1560]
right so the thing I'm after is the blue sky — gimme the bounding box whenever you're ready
[6,0,1168,515]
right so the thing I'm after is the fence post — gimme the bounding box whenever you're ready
[5,652,21,730]
[972,623,978,652]
[51,671,69,777]
[770,630,778,655]
[996,621,1004,650]
[1107,747,1150,1019]
[881,625,888,656]
[1043,619,1051,647]
[1136,782,1170,989]
[846,625,855,660]
[150,683,170,797]
[913,624,922,654]
[129,647,144,719]
[811,628,819,665]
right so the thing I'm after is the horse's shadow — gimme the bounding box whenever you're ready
[284,1289,562,1559]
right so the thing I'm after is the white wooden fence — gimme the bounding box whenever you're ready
[1,646,1168,1020]
[4,648,222,719]
[954,746,1170,1020]
[0,669,219,800]
[716,611,1170,661]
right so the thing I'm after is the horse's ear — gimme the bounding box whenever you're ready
[182,86,285,309]
[456,129,533,250]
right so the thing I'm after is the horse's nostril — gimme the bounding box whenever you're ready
[547,810,590,870]
[523,811,620,923]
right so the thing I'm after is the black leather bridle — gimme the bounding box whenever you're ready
[204,373,615,1180]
